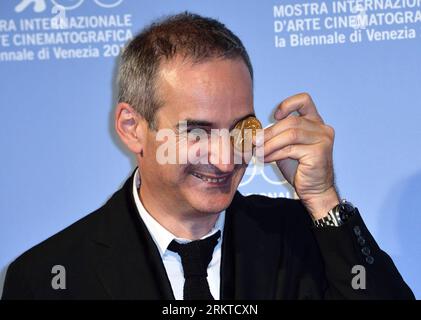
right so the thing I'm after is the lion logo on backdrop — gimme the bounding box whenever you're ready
[14,0,124,13]
[2,0,133,62]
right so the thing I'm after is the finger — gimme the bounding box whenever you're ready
[264,143,316,163]
[258,115,323,146]
[274,93,323,123]
[263,128,322,157]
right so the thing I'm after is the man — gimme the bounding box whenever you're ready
[2,12,414,300]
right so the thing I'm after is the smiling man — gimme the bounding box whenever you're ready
[2,12,414,300]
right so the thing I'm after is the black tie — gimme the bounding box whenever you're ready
[168,230,221,300]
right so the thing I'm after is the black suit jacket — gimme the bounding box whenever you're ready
[2,172,415,299]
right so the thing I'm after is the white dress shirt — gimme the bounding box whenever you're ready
[132,169,225,300]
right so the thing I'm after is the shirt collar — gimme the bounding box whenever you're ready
[132,169,225,258]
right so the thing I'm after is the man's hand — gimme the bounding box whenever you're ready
[255,93,339,220]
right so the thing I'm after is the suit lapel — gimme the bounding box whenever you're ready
[221,192,284,299]
[90,173,175,299]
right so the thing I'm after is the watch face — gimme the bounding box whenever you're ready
[339,201,355,219]
[315,201,356,227]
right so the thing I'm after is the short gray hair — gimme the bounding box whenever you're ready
[117,12,253,130]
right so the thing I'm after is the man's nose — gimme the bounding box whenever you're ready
[208,131,235,173]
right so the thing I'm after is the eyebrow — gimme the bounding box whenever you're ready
[175,113,256,130]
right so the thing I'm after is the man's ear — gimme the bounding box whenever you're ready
[115,103,145,154]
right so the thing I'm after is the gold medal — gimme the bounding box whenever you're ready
[232,116,262,155]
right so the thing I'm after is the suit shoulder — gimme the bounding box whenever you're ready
[240,193,313,227]
[2,206,106,299]
[243,193,301,208]
[2,181,131,299]
[242,193,306,215]
[13,208,102,268]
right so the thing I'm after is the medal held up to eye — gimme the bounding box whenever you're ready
[232,116,262,162]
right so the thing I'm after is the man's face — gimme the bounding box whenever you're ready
[139,56,254,215]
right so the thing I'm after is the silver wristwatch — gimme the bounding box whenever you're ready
[313,199,356,228]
